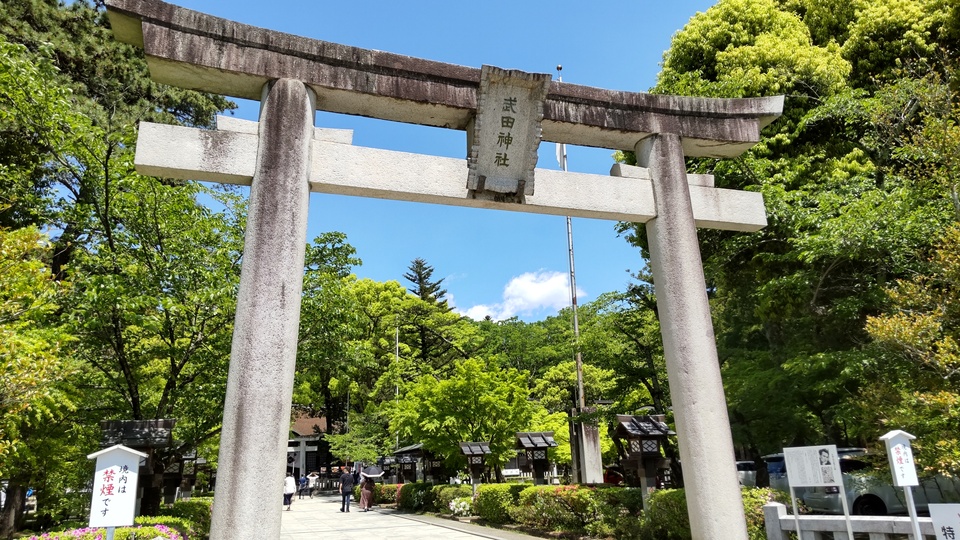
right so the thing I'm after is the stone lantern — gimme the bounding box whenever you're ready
[516,432,558,485]
[613,415,674,501]
[459,441,491,489]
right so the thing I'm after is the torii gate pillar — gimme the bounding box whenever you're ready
[638,134,749,538]
[210,79,314,540]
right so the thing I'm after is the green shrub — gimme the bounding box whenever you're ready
[639,489,689,540]
[158,498,213,539]
[375,483,401,504]
[638,487,792,540]
[132,516,192,538]
[589,487,645,540]
[350,482,392,504]
[26,523,186,540]
[509,485,599,533]
[474,484,514,524]
[505,482,529,501]
[397,482,436,512]
[742,487,793,540]
[434,485,473,514]
[450,496,474,517]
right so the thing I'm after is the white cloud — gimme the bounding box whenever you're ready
[457,270,586,321]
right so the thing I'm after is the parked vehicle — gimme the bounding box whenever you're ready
[737,461,757,487]
[803,457,960,515]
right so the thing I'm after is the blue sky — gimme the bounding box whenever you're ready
[167,0,716,321]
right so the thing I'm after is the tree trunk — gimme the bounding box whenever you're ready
[138,449,163,516]
[0,483,27,539]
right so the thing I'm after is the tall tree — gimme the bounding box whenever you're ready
[0,226,78,535]
[0,0,238,526]
[0,0,233,278]
[867,225,960,474]
[293,232,363,470]
[390,357,534,475]
[403,257,448,305]
[637,0,959,464]
[402,258,465,371]
[66,179,244,515]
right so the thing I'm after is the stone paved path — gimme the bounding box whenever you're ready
[279,493,540,540]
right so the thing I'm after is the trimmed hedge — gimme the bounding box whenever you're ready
[397,482,436,512]
[352,483,402,505]
[376,483,401,504]
[31,498,211,540]
[26,522,187,540]
[509,485,599,532]
[639,487,792,540]
[158,498,213,539]
[742,488,793,540]
[383,482,786,539]
[589,487,645,539]
[432,485,473,514]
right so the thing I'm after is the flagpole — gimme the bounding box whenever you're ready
[557,65,586,411]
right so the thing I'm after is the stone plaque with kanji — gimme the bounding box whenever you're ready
[467,65,550,202]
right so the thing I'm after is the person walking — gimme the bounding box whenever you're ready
[307,471,319,498]
[298,473,307,499]
[338,466,355,512]
[359,475,375,512]
[283,472,297,511]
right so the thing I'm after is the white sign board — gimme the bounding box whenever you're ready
[929,504,960,540]
[783,445,843,487]
[881,430,920,487]
[87,445,146,528]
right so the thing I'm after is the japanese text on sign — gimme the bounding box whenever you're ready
[88,446,143,528]
[929,504,960,540]
[467,65,551,202]
[890,442,919,486]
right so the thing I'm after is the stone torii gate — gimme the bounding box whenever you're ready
[105,2,782,538]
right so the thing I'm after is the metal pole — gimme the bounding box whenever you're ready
[395,326,400,450]
[904,487,922,540]
[566,221,586,408]
[557,66,586,411]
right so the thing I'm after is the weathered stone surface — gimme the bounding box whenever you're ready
[105,0,783,157]
[216,116,353,143]
[639,134,749,540]
[210,79,314,540]
[467,66,551,200]
[134,121,767,231]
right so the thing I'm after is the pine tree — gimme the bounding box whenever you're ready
[403,257,448,306]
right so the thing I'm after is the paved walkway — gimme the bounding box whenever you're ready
[280,493,540,540]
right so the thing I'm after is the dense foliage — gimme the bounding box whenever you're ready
[637,488,789,540]
[616,0,960,476]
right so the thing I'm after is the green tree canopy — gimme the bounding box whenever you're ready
[390,358,533,470]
